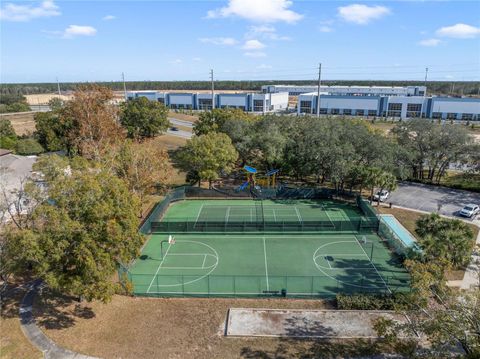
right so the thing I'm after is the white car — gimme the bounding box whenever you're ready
[373,190,390,202]
[459,204,480,218]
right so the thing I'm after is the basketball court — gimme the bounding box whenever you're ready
[127,233,410,297]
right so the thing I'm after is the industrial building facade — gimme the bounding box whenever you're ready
[297,92,480,120]
[126,85,480,120]
[126,91,289,113]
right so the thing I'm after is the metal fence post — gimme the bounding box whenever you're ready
[182,275,185,296]
[233,276,236,298]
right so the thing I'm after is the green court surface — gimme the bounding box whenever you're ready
[127,233,410,298]
[158,199,362,223]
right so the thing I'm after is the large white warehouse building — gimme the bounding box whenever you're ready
[126,91,289,113]
[297,92,480,120]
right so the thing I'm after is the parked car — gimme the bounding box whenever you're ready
[373,190,390,202]
[459,204,480,218]
[170,126,179,131]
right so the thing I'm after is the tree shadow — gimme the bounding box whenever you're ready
[32,288,96,330]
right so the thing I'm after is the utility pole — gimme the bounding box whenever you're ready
[56,77,61,96]
[424,67,428,96]
[316,62,322,117]
[210,69,215,110]
[122,72,127,99]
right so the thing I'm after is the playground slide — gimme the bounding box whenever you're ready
[238,181,249,191]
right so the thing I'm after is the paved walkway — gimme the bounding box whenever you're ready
[19,280,99,359]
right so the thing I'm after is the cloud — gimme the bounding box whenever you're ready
[256,64,272,69]
[199,37,237,45]
[418,38,441,47]
[170,59,182,65]
[206,0,303,24]
[436,23,480,39]
[0,0,60,22]
[63,25,97,39]
[244,51,267,58]
[102,15,116,21]
[319,25,333,33]
[246,25,291,41]
[337,4,390,25]
[242,39,266,50]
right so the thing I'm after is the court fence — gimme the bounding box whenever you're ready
[120,273,411,299]
[142,186,380,234]
[378,217,422,258]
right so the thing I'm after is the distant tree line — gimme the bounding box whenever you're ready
[1,80,479,97]
[0,93,30,113]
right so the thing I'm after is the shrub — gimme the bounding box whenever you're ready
[15,138,44,155]
[336,292,417,310]
[0,136,17,150]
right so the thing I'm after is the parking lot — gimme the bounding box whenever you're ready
[388,181,480,222]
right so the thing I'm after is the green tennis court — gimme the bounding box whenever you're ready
[127,233,410,298]
[159,199,361,223]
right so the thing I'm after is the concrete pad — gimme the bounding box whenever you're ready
[225,308,408,338]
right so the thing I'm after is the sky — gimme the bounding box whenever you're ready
[1,0,479,83]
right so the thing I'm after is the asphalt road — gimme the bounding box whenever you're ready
[389,181,480,221]
[167,117,193,139]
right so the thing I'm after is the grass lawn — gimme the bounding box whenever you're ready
[440,171,480,192]
[0,283,42,359]
[32,292,401,359]
[1,112,36,136]
[168,111,198,123]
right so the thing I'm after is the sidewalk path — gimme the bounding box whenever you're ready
[19,280,99,359]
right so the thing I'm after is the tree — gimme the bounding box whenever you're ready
[0,119,17,150]
[110,140,172,215]
[59,85,124,159]
[415,213,475,268]
[15,138,44,155]
[4,156,143,302]
[193,108,252,136]
[393,119,472,183]
[34,111,65,152]
[176,132,238,187]
[120,97,169,139]
[364,167,396,203]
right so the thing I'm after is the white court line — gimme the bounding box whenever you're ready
[225,206,231,224]
[325,256,332,269]
[354,236,392,294]
[322,204,335,227]
[146,242,172,293]
[263,237,269,291]
[250,208,253,222]
[273,208,277,222]
[202,254,207,269]
[194,204,205,226]
[294,206,302,223]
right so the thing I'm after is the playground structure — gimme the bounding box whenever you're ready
[236,166,279,192]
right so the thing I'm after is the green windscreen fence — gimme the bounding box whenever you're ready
[139,187,186,234]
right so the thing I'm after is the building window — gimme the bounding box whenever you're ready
[447,113,457,120]
[432,112,442,119]
[299,101,312,113]
[331,109,339,115]
[368,110,377,116]
[157,98,165,104]
[320,108,327,114]
[388,103,402,111]
[355,109,365,116]
[198,99,212,110]
[407,104,422,112]
[462,113,473,120]
[253,100,264,112]
[127,96,133,101]
[343,109,352,115]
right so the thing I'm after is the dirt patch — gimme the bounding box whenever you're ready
[25,94,72,105]
[226,308,409,338]
[0,112,36,136]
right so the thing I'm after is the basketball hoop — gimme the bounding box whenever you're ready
[168,235,176,244]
